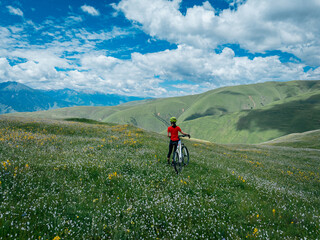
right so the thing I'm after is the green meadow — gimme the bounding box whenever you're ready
[1,116,319,239]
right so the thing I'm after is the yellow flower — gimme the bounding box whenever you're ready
[53,236,61,240]
[256,214,259,218]
[272,209,276,215]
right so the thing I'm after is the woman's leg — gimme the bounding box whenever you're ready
[167,140,174,163]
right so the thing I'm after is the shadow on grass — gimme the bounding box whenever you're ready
[185,107,228,121]
[237,94,320,134]
[64,118,111,125]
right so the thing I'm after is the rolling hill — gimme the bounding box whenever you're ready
[7,80,320,144]
[262,129,320,149]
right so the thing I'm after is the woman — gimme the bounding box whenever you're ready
[167,117,190,165]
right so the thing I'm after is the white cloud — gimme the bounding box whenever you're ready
[81,5,100,16]
[116,0,320,66]
[1,44,320,97]
[7,6,24,16]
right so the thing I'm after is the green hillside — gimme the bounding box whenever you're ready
[181,89,320,143]
[263,129,320,149]
[8,80,320,144]
[0,116,319,239]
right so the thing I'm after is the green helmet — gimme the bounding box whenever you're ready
[170,117,177,123]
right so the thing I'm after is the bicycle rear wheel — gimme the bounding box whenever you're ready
[182,145,189,166]
[173,151,182,174]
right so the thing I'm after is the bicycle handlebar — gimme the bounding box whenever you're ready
[179,134,191,138]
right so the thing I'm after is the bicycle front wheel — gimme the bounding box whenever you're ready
[173,151,182,174]
[182,145,189,166]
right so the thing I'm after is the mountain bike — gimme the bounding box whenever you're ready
[172,134,190,174]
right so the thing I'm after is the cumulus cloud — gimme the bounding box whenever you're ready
[7,6,24,16]
[81,5,100,16]
[3,42,319,97]
[116,0,320,66]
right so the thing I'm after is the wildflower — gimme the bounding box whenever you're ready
[272,209,276,215]
[108,172,118,180]
[25,164,29,168]
[257,214,259,218]
[53,236,61,240]
[253,228,258,236]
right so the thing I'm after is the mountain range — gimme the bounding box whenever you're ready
[6,80,320,144]
[0,81,145,114]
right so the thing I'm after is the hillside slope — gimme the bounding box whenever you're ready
[181,89,320,143]
[262,129,320,149]
[7,80,320,144]
[0,116,319,239]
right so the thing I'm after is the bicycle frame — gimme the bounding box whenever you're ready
[171,134,190,174]
[176,140,183,163]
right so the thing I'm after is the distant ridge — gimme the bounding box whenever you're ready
[7,80,320,144]
[0,81,146,114]
[0,81,34,92]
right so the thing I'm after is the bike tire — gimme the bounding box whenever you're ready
[173,151,182,174]
[182,145,189,166]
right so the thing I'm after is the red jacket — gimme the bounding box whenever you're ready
[168,126,181,141]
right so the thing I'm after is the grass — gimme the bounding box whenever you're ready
[0,116,320,239]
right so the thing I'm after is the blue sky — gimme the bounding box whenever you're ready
[0,0,319,97]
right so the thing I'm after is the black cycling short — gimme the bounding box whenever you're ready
[167,140,179,158]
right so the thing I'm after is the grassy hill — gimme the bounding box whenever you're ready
[8,80,320,144]
[0,116,319,239]
[263,129,320,149]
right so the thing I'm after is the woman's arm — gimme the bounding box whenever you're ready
[180,129,190,138]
